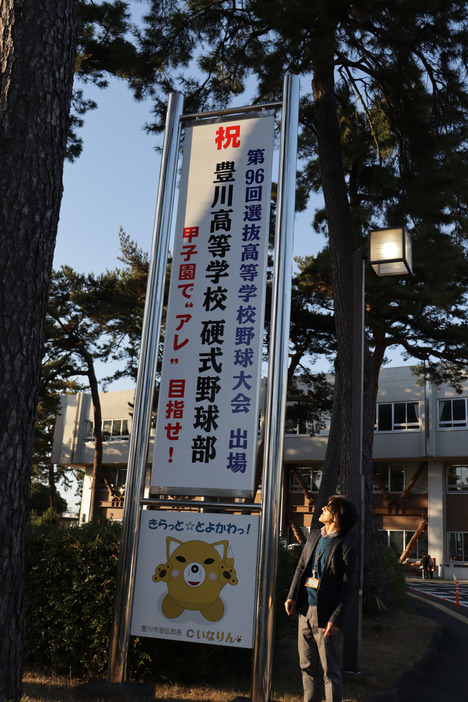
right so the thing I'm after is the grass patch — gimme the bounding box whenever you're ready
[22,605,434,702]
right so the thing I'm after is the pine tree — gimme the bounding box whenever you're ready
[0,2,77,697]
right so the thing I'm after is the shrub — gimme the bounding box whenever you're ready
[29,482,68,517]
[381,543,409,609]
[363,543,409,616]
[25,519,121,676]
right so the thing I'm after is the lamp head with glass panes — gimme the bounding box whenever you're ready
[369,227,413,276]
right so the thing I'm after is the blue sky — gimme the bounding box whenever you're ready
[55,79,163,275]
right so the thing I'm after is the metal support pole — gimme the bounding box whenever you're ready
[343,250,365,673]
[251,73,300,702]
[107,92,184,684]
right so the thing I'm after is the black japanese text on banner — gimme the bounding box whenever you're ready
[151,113,275,496]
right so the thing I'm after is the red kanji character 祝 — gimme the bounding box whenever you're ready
[215,125,241,150]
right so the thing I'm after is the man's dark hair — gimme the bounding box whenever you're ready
[327,495,357,535]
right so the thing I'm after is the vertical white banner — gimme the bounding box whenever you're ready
[131,511,260,648]
[151,113,274,495]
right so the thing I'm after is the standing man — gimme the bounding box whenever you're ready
[285,495,357,702]
[421,553,430,579]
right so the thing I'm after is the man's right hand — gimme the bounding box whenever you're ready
[284,598,296,615]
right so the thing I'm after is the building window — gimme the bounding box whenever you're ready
[438,398,467,429]
[104,467,127,490]
[86,419,131,441]
[285,418,316,435]
[448,532,468,561]
[380,529,428,559]
[375,402,420,432]
[289,467,323,493]
[373,463,427,493]
[446,464,468,491]
[405,464,428,493]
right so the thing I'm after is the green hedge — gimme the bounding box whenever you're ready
[380,543,409,609]
[25,519,122,676]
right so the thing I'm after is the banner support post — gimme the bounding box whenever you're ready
[251,73,300,702]
[107,91,184,684]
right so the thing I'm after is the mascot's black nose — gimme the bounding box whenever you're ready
[191,564,199,573]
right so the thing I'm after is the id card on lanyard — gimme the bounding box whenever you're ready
[306,537,335,591]
[306,576,320,589]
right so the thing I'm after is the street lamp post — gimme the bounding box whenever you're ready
[343,227,413,673]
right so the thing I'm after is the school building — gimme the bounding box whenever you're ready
[51,366,468,579]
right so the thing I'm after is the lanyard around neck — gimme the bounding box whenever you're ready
[312,537,335,578]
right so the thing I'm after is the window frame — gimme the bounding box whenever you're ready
[374,401,421,433]
[289,466,323,493]
[437,398,468,430]
[85,418,131,442]
[373,463,428,494]
[448,531,468,562]
[446,464,468,492]
[379,529,428,559]
[104,467,127,490]
[284,418,316,436]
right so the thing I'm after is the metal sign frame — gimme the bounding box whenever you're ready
[107,75,299,702]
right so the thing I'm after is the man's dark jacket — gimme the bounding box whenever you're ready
[287,529,357,629]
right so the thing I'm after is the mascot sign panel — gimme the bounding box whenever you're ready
[151,113,274,497]
[131,511,259,648]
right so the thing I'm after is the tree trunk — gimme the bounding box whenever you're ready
[311,359,342,529]
[311,36,355,489]
[310,22,396,611]
[0,2,76,699]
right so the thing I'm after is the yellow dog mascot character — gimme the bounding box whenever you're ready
[152,537,238,622]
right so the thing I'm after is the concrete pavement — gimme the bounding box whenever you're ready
[370,579,468,701]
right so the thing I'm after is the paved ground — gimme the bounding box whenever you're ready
[407,577,468,608]
[391,579,468,701]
